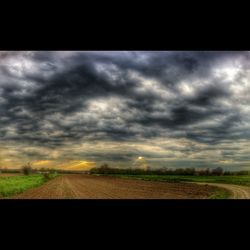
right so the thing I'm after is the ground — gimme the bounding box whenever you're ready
[195,182,250,199]
[12,174,226,199]
[0,174,56,198]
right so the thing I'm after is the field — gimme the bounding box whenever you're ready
[2,173,250,199]
[0,174,57,198]
[12,174,226,199]
[101,174,250,186]
[92,174,250,198]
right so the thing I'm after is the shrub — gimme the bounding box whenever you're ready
[43,172,51,181]
[22,163,33,176]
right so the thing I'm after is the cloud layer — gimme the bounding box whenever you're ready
[1,51,250,170]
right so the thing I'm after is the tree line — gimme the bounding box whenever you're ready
[1,163,249,176]
[90,164,250,176]
[0,165,87,175]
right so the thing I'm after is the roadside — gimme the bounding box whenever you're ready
[0,173,58,198]
[195,182,250,199]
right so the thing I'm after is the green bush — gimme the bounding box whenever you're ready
[22,163,33,176]
[43,172,50,181]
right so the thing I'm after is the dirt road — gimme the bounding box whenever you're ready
[196,183,250,199]
[13,174,221,199]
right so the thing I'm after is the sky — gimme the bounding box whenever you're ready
[1,51,250,171]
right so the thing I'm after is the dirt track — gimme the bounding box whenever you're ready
[13,174,221,199]
[196,183,250,199]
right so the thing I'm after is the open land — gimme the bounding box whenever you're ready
[12,174,228,199]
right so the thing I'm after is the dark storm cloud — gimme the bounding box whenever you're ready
[0,50,250,155]
[89,51,247,86]
[187,84,230,106]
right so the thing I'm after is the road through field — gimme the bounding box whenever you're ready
[196,183,250,199]
[12,174,222,199]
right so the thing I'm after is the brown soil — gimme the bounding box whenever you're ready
[13,174,221,199]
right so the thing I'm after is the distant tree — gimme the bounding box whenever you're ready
[205,168,210,175]
[43,172,50,181]
[99,164,110,174]
[236,170,249,176]
[211,167,224,176]
[197,168,210,176]
[22,162,32,176]
[100,163,109,169]
[49,169,57,174]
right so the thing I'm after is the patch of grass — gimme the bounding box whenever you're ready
[209,188,231,199]
[42,173,58,182]
[0,174,58,197]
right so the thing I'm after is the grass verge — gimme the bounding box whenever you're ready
[208,188,231,199]
[0,174,58,198]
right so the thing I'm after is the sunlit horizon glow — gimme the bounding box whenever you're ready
[1,51,250,171]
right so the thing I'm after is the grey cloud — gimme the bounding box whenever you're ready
[1,51,250,168]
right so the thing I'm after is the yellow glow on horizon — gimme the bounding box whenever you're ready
[18,159,97,171]
[33,160,52,167]
[66,161,96,170]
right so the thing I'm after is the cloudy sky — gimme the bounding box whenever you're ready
[1,51,250,171]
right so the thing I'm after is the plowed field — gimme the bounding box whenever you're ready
[13,174,221,199]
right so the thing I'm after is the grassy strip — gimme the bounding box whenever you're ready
[0,174,58,197]
[208,188,231,199]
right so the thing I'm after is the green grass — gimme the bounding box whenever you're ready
[98,174,250,186]
[0,174,58,197]
[208,188,231,199]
